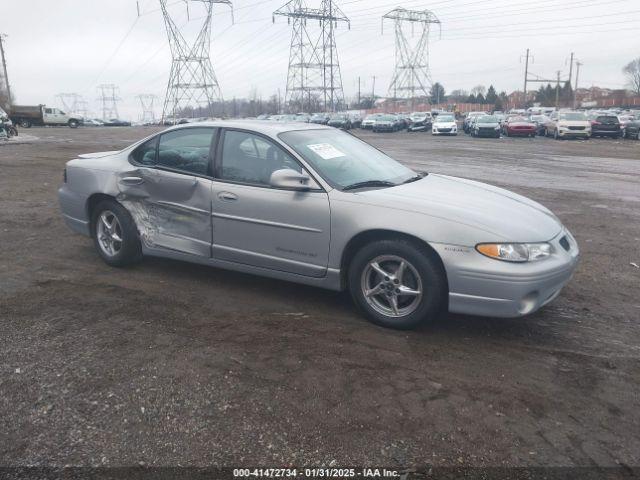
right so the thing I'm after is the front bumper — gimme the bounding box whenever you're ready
[432,127,457,135]
[558,128,590,138]
[475,128,500,137]
[432,229,580,318]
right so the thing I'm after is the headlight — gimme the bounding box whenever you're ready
[476,243,552,262]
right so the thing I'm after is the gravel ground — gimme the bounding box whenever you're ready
[0,126,639,473]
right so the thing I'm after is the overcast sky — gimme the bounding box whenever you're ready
[3,0,639,119]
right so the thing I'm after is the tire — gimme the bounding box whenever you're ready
[91,200,142,267]
[348,239,446,330]
[504,129,509,137]
[20,119,31,128]
[637,130,640,140]
[68,119,79,128]
[9,126,18,137]
[554,129,560,140]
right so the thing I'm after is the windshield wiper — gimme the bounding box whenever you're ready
[342,180,397,191]
[402,173,426,184]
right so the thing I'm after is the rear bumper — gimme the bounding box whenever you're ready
[432,229,580,318]
[58,185,91,237]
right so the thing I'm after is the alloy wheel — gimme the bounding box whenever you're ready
[360,255,423,318]
[96,210,123,257]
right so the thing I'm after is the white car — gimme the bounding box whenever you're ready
[432,114,458,136]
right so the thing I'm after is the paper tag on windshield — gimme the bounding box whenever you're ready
[307,143,346,160]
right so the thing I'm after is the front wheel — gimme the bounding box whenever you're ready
[92,200,142,267]
[348,240,446,330]
[554,129,560,140]
[68,119,79,128]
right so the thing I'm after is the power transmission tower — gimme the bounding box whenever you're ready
[160,0,233,124]
[97,84,121,120]
[274,0,349,113]
[137,94,159,123]
[56,93,88,116]
[382,8,440,102]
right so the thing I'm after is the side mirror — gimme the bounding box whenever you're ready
[270,169,315,191]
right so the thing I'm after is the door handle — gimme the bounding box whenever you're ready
[218,191,238,201]
[120,176,145,185]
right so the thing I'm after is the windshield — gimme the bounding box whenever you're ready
[558,112,587,121]
[436,115,455,123]
[378,115,396,121]
[478,116,497,123]
[509,116,527,122]
[279,129,416,189]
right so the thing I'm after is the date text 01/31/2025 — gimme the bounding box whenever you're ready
[233,468,401,478]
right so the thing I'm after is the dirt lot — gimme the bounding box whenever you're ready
[0,126,639,472]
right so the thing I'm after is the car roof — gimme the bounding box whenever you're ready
[165,119,333,135]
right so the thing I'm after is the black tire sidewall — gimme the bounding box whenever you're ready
[348,240,446,330]
[91,200,141,267]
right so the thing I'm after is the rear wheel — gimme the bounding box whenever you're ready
[348,240,446,330]
[91,200,142,267]
[68,119,79,128]
[20,119,31,128]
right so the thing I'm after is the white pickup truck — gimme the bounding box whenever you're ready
[9,104,83,128]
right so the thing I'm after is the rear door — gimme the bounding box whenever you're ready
[118,127,216,257]
[210,128,331,277]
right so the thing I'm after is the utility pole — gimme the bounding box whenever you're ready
[574,61,582,109]
[372,75,376,100]
[522,48,530,109]
[555,70,561,109]
[0,34,12,107]
[357,76,361,106]
[568,52,574,85]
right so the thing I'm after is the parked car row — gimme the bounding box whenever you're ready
[460,109,640,141]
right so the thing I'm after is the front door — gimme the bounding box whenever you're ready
[118,127,216,257]
[211,129,330,278]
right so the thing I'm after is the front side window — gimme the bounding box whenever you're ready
[279,129,415,189]
[219,130,302,186]
[157,128,215,175]
[45,108,52,114]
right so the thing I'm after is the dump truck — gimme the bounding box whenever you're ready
[9,105,82,128]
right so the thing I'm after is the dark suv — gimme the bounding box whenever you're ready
[590,115,622,138]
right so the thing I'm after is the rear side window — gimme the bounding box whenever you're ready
[131,138,157,165]
[157,128,215,175]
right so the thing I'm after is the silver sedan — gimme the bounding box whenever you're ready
[58,120,580,329]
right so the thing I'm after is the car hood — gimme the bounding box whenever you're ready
[351,174,562,243]
[508,122,535,127]
[434,122,456,127]
[476,122,499,128]
[558,120,590,127]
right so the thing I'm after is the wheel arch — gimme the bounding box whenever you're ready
[86,193,119,234]
[340,229,449,295]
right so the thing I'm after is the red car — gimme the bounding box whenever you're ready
[502,116,536,137]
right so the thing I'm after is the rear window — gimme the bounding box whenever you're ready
[596,116,618,122]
